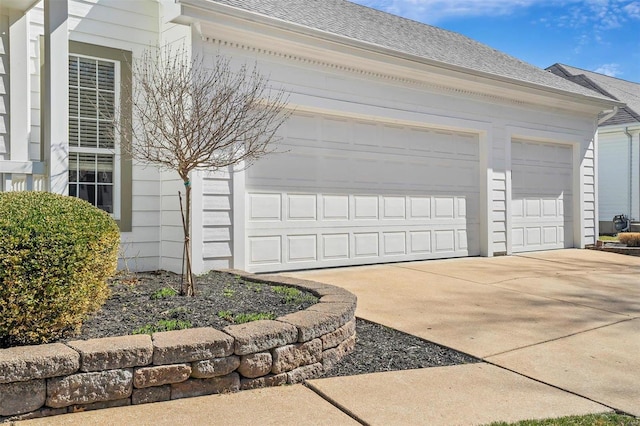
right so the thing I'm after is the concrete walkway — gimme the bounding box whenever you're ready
[19,249,640,425]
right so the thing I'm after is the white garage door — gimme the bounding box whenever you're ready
[511,139,573,253]
[244,114,480,273]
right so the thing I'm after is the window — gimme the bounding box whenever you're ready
[68,55,120,216]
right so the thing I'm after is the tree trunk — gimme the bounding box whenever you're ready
[179,186,195,296]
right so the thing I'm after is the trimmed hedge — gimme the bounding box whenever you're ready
[0,192,120,347]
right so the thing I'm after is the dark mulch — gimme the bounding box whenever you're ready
[61,270,478,377]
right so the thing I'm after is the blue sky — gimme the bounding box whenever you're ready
[350,0,640,83]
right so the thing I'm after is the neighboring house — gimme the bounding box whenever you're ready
[547,63,640,234]
[1,0,621,274]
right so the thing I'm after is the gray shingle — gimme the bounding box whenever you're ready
[548,63,640,126]
[206,0,613,101]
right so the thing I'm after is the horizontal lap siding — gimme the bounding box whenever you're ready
[584,140,596,243]
[200,170,233,271]
[0,14,7,164]
[29,1,162,271]
[598,132,632,222]
[492,125,508,253]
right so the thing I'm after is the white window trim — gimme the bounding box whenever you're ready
[68,53,121,220]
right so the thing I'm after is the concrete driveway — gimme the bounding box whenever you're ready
[289,249,640,419]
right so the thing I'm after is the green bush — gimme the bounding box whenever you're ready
[0,191,120,347]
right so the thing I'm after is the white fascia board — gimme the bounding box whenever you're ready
[176,0,622,114]
[599,124,640,135]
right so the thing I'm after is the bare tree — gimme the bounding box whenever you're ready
[121,46,290,296]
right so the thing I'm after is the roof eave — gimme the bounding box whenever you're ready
[177,0,623,110]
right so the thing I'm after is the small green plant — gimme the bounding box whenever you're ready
[222,285,236,298]
[217,311,276,324]
[217,310,234,322]
[132,319,192,335]
[247,281,263,293]
[272,285,318,305]
[151,286,178,299]
[618,232,640,247]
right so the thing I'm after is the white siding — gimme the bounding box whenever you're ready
[0,13,8,162]
[159,170,183,273]
[598,131,632,222]
[491,125,508,253]
[28,0,163,271]
[198,169,233,272]
[583,139,597,243]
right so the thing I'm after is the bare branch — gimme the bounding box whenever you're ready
[113,45,291,295]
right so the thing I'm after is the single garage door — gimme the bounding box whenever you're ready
[244,114,481,272]
[511,139,573,252]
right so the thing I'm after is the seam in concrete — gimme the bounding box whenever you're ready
[484,317,638,358]
[392,264,486,285]
[304,381,369,426]
[483,360,632,417]
[394,264,635,318]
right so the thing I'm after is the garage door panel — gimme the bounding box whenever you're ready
[287,194,317,221]
[322,195,349,220]
[511,139,573,253]
[245,115,480,272]
[246,226,479,272]
[248,192,474,227]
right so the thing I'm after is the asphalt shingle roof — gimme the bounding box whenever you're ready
[208,0,614,102]
[547,63,640,126]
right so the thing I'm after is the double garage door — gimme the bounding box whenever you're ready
[243,115,574,272]
[245,114,481,272]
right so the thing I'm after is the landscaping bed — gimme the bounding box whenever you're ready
[67,270,477,377]
[0,270,477,423]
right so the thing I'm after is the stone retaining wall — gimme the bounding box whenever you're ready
[0,271,357,422]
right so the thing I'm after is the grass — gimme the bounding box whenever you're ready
[599,235,619,242]
[132,319,192,335]
[487,413,640,426]
[150,286,178,299]
[272,285,318,305]
[234,312,276,323]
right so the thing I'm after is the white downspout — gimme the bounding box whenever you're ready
[625,127,634,220]
[598,106,619,125]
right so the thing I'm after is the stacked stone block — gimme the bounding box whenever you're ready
[0,272,357,422]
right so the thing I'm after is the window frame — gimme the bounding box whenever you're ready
[67,41,133,232]
[68,54,121,219]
